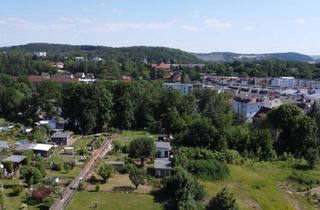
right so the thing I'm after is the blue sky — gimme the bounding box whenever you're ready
[1,0,320,54]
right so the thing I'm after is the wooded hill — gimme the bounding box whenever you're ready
[0,43,203,64]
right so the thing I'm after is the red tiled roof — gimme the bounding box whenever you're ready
[28,75,49,83]
[152,63,171,70]
[50,75,79,83]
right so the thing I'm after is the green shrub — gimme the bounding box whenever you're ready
[95,184,100,192]
[288,171,320,188]
[187,159,229,180]
[11,185,23,196]
[41,197,55,209]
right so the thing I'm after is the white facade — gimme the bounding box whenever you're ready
[270,77,295,88]
[33,52,47,58]
[155,142,171,158]
[232,97,282,122]
[162,83,193,95]
[75,57,85,62]
[232,100,262,121]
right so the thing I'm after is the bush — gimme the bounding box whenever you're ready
[163,167,205,203]
[21,165,43,186]
[78,182,85,191]
[51,161,63,171]
[187,159,229,180]
[288,171,320,188]
[64,161,75,170]
[98,164,114,183]
[11,185,23,196]
[2,161,13,173]
[208,188,238,210]
[95,184,100,192]
[78,147,89,156]
[31,187,52,202]
[41,197,54,209]
[34,162,47,177]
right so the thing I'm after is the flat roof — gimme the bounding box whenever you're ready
[52,132,70,138]
[0,141,9,148]
[15,143,36,151]
[154,158,172,170]
[33,144,53,151]
[3,155,26,163]
[155,141,171,150]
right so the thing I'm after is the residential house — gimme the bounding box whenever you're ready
[156,141,171,158]
[51,132,72,145]
[162,82,193,95]
[154,158,172,177]
[0,141,9,152]
[232,96,282,122]
[154,141,172,177]
[270,77,295,88]
[151,63,171,79]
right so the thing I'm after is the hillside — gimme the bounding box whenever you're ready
[194,52,315,63]
[0,43,203,64]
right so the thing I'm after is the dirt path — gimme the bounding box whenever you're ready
[278,183,306,210]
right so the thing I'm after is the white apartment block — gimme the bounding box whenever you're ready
[162,83,193,95]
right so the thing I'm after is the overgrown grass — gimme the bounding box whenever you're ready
[112,130,155,145]
[67,192,164,210]
[202,162,316,210]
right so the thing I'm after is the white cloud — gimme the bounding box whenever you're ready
[59,17,91,24]
[112,8,125,15]
[243,26,255,31]
[93,19,179,32]
[205,19,233,29]
[295,18,307,24]
[181,25,198,32]
[0,17,75,31]
[100,2,105,7]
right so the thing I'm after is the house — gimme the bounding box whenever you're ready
[162,83,193,95]
[0,141,9,152]
[93,57,103,62]
[2,155,26,170]
[75,57,85,62]
[33,52,47,58]
[51,132,72,145]
[64,147,75,155]
[270,77,295,88]
[32,144,54,157]
[156,141,171,158]
[232,96,282,122]
[15,143,36,152]
[151,63,172,79]
[154,158,172,177]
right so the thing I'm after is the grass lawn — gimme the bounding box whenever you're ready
[71,136,93,149]
[201,162,315,210]
[112,130,155,145]
[67,191,164,210]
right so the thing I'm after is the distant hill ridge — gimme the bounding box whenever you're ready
[0,43,318,63]
[0,43,203,64]
[193,52,316,63]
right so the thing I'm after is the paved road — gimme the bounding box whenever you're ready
[50,137,112,210]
